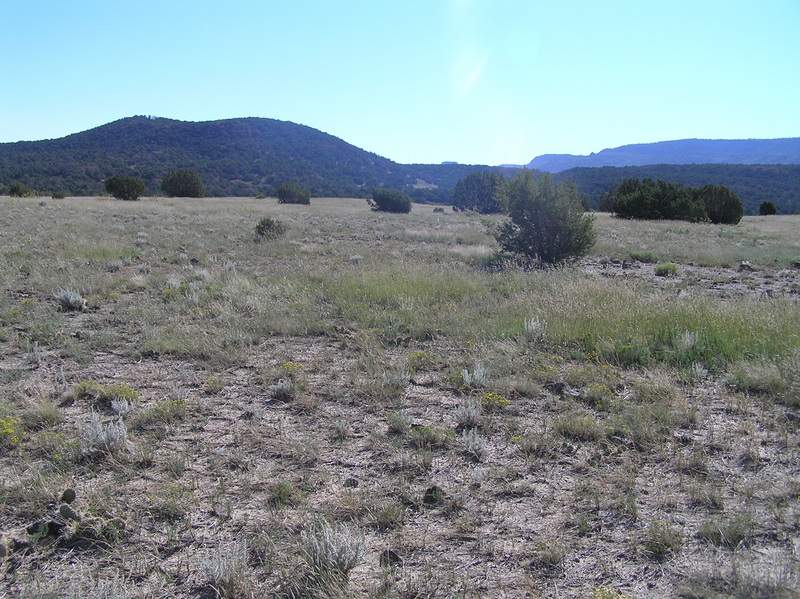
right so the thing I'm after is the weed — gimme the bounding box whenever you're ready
[0,416,23,448]
[461,363,489,387]
[387,412,413,435]
[254,216,288,241]
[453,398,483,430]
[53,288,86,311]
[268,480,301,507]
[200,539,249,599]
[654,262,679,276]
[553,413,605,442]
[82,412,133,456]
[458,428,488,461]
[300,519,364,587]
[697,514,755,549]
[644,520,682,560]
[372,502,406,530]
[409,425,455,450]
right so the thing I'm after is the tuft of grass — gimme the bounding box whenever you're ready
[696,514,755,549]
[654,262,679,277]
[644,519,682,560]
[200,539,250,599]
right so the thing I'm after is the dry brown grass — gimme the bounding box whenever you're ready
[1,196,799,598]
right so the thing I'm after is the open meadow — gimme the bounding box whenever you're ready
[1,196,799,599]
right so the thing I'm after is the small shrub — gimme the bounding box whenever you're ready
[653,262,679,277]
[104,175,145,201]
[53,288,86,311]
[0,416,22,448]
[593,588,633,599]
[759,200,778,215]
[51,190,66,199]
[553,413,604,442]
[369,188,412,213]
[387,412,412,435]
[82,412,133,456]
[161,169,204,198]
[371,502,406,530]
[409,424,455,450]
[630,250,659,263]
[644,520,682,560]
[696,515,754,549]
[453,398,483,430]
[269,379,294,401]
[277,182,311,204]
[254,217,288,241]
[458,428,488,461]
[461,363,489,388]
[72,381,139,407]
[301,520,365,582]
[199,540,249,599]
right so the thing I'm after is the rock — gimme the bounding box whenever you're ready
[61,488,77,504]
[423,485,445,505]
[379,549,403,568]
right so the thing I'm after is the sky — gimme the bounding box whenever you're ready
[2,0,799,166]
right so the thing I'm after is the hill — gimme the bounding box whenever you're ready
[528,138,800,172]
[0,116,495,199]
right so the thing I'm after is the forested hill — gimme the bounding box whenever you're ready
[529,138,800,172]
[556,164,800,215]
[0,116,496,199]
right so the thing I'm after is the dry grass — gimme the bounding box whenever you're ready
[1,196,799,598]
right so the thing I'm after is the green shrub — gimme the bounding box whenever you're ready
[696,184,743,224]
[8,182,33,197]
[629,250,659,263]
[653,262,679,277]
[495,171,595,266]
[277,182,311,205]
[644,520,682,559]
[759,201,778,215]
[104,175,145,201]
[369,188,412,213]
[254,217,288,241]
[452,171,506,213]
[161,169,204,198]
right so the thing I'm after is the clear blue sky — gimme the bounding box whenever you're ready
[3,0,799,165]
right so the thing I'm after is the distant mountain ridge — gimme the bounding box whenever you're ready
[1,117,798,213]
[527,138,800,172]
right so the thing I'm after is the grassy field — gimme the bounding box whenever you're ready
[1,196,799,599]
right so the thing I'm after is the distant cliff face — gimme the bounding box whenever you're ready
[527,138,800,172]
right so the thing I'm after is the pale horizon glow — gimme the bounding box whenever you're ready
[2,0,799,166]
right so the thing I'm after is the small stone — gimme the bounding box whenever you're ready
[379,549,403,568]
[423,485,445,505]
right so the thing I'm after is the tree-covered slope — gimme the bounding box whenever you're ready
[0,116,493,198]
[556,164,800,215]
